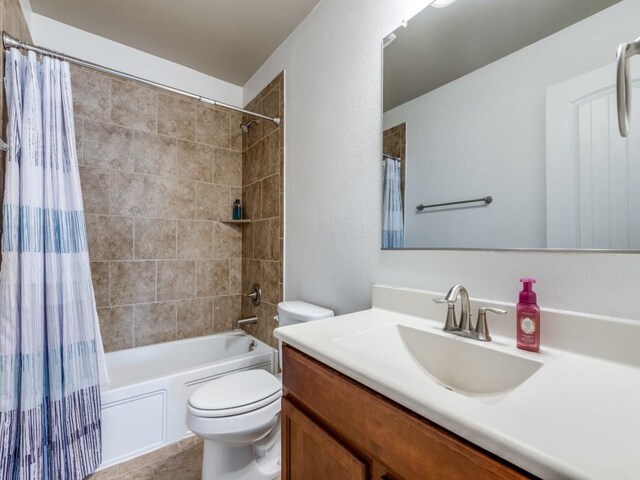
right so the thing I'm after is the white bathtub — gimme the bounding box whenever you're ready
[99,331,277,469]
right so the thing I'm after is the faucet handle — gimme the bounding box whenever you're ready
[433,297,451,304]
[474,307,507,342]
[433,298,459,331]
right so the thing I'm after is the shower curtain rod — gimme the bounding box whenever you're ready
[2,32,281,127]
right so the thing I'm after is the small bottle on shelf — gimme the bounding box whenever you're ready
[232,199,242,220]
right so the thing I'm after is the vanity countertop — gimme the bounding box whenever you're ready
[274,285,640,480]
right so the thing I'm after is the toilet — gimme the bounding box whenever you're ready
[186,301,334,480]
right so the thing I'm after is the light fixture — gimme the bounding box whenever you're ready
[430,0,457,8]
[383,33,397,48]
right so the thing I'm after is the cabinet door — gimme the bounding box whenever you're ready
[282,397,367,480]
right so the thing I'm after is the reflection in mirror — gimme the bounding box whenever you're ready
[381,0,640,251]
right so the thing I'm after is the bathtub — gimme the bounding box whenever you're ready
[99,331,277,469]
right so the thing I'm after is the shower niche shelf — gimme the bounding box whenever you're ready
[221,219,252,224]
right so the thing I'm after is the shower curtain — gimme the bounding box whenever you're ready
[382,157,404,248]
[0,49,106,479]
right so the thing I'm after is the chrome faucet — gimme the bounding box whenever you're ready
[433,284,506,342]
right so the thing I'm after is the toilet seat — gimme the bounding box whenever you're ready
[189,369,282,418]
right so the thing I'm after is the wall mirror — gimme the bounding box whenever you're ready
[381,0,640,251]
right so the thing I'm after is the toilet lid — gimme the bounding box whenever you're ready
[189,370,281,416]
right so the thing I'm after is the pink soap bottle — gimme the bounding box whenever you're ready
[517,278,540,352]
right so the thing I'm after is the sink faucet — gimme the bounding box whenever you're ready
[433,284,506,342]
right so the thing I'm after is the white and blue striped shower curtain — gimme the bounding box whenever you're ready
[0,49,106,479]
[382,158,404,248]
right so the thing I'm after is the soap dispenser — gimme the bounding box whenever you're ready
[517,278,540,352]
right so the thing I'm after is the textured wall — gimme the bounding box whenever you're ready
[240,73,284,348]
[72,65,244,351]
[244,0,640,321]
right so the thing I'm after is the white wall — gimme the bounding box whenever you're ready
[245,0,640,320]
[29,14,242,106]
[383,1,640,249]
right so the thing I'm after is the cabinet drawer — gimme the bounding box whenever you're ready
[283,345,533,480]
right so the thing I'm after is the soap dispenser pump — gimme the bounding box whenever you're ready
[517,278,540,352]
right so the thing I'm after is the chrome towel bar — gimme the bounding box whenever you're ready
[416,196,492,211]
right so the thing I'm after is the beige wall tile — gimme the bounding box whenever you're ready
[84,119,133,171]
[91,262,110,307]
[177,298,213,339]
[98,306,133,352]
[176,141,213,183]
[229,114,243,152]
[213,222,241,259]
[158,178,195,219]
[242,223,254,259]
[213,295,241,333]
[134,302,176,346]
[243,181,261,221]
[261,261,279,305]
[253,220,270,260]
[110,261,156,305]
[110,171,158,217]
[212,259,229,296]
[86,215,133,261]
[229,258,242,294]
[157,260,195,301]
[243,141,262,186]
[134,132,178,176]
[261,174,279,218]
[214,148,242,187]
[71,67,110,122]
[196,259,232,297]
[269,219,280,261]
[196,105,217,145]
[79,166,109,215]
[213,110,232,149]
[158,94,196,141]
[195,260,214,298]
[262,131,280,178]
[111,80,157,133]
[195,183,228,221]
[135,219,176,260]
[177,220,213,259]
[261,88,280,138]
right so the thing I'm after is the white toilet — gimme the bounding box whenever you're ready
[186,301,334,480]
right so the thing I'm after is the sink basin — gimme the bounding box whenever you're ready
[335,324,542,403]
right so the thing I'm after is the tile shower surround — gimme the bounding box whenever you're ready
[72,65,248,352]
[240,73,285,349]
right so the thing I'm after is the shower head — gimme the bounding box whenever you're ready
[240,119,259,134]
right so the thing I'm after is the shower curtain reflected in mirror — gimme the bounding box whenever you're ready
[0,48,106,479]
[382,157,404,248]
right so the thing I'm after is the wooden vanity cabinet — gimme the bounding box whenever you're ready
[281,345,536,480]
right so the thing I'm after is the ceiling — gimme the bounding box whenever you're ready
[30,0,321,86]
[384,0,621,111]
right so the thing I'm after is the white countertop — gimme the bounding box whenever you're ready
[274,286,640,480]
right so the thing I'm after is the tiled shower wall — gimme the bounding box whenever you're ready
[72,66,244,351]
[240,73,284,348]
[383,123,406,202]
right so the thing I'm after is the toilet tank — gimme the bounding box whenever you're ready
[277,301,334,327]
[276,301,334,370]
